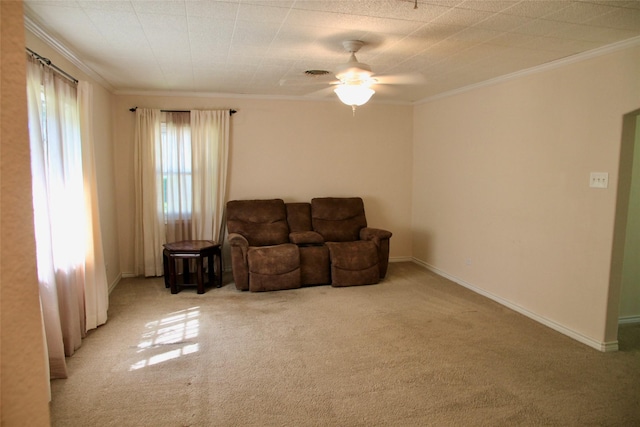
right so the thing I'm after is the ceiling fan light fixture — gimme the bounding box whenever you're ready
[334,84,375,107]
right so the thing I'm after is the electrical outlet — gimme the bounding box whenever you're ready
[589,172,608,189]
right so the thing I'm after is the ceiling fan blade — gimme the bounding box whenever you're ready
[369,84,395,94]
[304,85,338,98]
[373,72,426,85]
[279,74,337,87]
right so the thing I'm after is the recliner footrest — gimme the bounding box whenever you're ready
[326,241,380,287]
[247,243,301,292]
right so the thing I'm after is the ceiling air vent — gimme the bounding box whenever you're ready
[305,70,330,76]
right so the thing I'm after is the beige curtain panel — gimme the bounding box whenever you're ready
[26,54,108,380]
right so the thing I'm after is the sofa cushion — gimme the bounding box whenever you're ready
[311,197,367,242]
[226,199,289,246]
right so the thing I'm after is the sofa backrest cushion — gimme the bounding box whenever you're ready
[226,199,290,246]
[311,197,367,242]
[286,202,312,232]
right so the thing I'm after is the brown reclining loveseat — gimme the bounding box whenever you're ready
[226,197,392,292]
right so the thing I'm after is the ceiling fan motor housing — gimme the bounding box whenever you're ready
[335,41,375,85]
[335,62,374,84]
[342,40,364,52]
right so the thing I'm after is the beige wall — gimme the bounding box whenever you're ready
[113,95,414,275]
[412,43,640,349]
[24,30,121,289]
[619,115,640,319]
[1,1,50,425]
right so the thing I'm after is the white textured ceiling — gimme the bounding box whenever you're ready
[23,0,640,103]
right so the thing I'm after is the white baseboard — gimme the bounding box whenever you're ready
[108,272,122,295]
[411,258,618,353]
[389,256,413,263]
[619,315,640,325]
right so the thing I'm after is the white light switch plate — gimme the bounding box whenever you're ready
[590,172,609,189]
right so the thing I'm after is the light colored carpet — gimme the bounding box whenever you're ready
[50,262,640,426]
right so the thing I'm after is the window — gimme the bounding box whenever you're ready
[134,108,230,276]
[160,120,192,220]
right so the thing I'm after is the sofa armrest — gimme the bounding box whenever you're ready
[360,227,392,279]
[360,227,392,243]
[228,232,249,248]
[228,233,249,290]
[289,231,324,246]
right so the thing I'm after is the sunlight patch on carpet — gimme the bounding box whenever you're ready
[130,307,201,371]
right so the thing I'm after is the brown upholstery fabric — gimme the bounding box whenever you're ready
[311,197,367,242]
[375,238,391,278]
[227,233,250,290]
[299,245,330,285]
[247,244,301,292]
[286,202,312,232]
[326,241,379,287]
[360,227,392,241]
[360,227,393,278]
[226,199,289,246]
[289,231,324,245]
[312,197,392,284]
[227,199,300,291]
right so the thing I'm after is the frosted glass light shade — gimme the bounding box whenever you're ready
[334,84,375,106]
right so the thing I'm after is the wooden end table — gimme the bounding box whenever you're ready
[163,240,222,294]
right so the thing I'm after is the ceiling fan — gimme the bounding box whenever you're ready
[331,40,378,112]
[284,40,425,113]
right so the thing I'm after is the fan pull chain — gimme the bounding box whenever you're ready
[414,0,418,9]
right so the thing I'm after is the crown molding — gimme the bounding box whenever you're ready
[23,14,114,92]
[115,89,344,103]
[115,89,316,100]
[415,35,640,105]
[114,89,413,106]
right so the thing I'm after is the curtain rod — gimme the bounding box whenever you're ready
[129,107,237,116]
[26,47,79,84]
